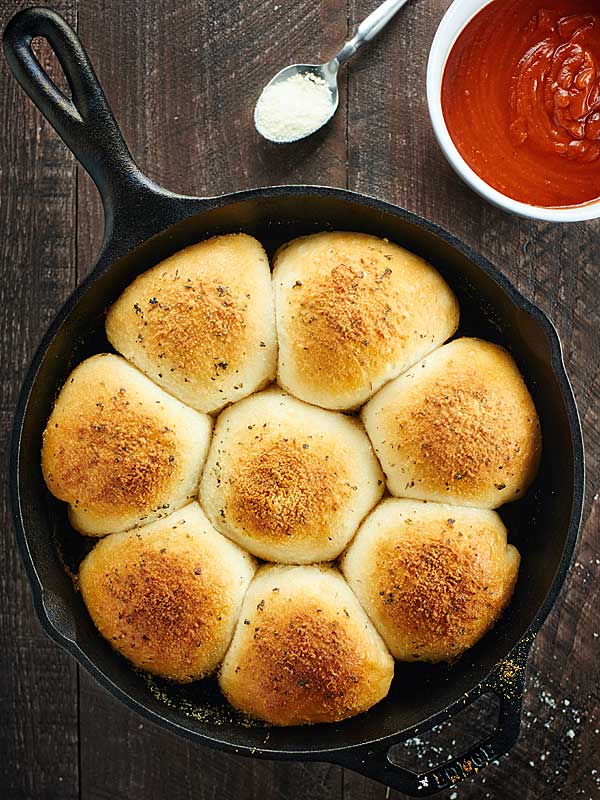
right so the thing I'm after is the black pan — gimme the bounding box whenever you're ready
[4,7,585,796]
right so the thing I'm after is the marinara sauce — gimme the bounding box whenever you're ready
[442,0,600,207]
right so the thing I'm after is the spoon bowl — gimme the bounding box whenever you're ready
[254,62,339,144]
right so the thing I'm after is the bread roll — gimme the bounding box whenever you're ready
[273,231,459,410]
[341,498,520,662]
[79,503,255,682]
[362,338,541,508]
[199,388,384,562]
[219,565,394,725]
[106,234,277,414]
[42,354,212,536]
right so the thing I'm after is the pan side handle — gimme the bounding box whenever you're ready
[329,637,533,797]
[3,7,197,257]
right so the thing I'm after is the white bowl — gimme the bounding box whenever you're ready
[426,0,600,223]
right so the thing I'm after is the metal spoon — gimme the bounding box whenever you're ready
[254,0,410,144]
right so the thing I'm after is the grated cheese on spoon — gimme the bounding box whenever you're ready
[254,72,334,143]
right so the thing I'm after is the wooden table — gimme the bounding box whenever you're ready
[1,2,598,798]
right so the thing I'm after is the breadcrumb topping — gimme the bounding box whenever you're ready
[228,438,344,539]
[102,547,221,669]
[377,536,487,644]
[293,260,405,389]
[44,388,178,513]
[130,278,246,376]
[402,383,517,491]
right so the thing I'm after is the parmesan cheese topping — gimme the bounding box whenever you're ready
[254,72,335,143]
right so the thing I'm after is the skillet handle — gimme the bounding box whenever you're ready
[3,7,190,254]
[332,639,532,796]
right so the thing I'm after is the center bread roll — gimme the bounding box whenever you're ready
[79,503,256,682]
[106,233,277,414]
[219,565,394,725]
[362,338,542,508]
[41,354,212,536]
[199,388,384,563]
[341,498,520,662]
[273,231,459,410]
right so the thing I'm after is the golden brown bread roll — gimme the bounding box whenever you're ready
[273,231,459,410]
[341,498,520,662]
[199,388,384,562]
[41,354,212,536]
[79,502,256,682]
[362,338,541,508]
[106,234,277,414]
[219,564,394,725]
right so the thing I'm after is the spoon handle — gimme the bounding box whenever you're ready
[335,0,410,66]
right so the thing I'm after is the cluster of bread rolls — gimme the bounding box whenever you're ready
[42,231,541,726]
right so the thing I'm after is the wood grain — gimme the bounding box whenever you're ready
[0,0,598,798]
[0,2,80,798]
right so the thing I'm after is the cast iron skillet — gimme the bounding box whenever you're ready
[4,7,584,796]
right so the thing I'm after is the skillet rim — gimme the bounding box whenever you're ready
[9,184,585,760]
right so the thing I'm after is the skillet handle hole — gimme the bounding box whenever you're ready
[387,692,501,774]
[31,35,73,102]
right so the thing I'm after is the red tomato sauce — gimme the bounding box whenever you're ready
[441,0,600,208]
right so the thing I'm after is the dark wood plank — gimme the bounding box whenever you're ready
[346,1,600,798]
[0,2,80,799]
[75,2,347,798]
